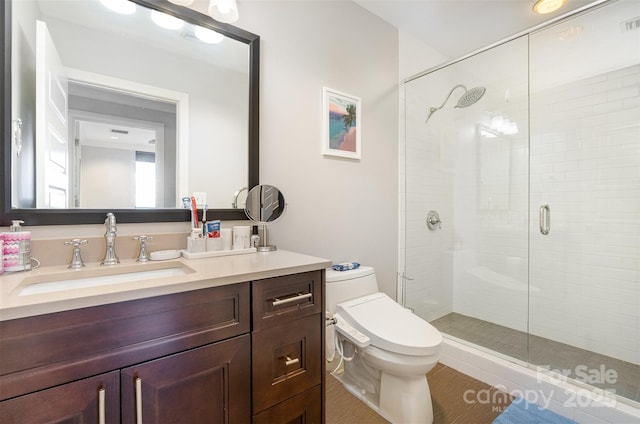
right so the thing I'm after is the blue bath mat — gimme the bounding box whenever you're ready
[493,398,578,424]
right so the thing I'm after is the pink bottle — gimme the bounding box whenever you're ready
[2,220,31,272]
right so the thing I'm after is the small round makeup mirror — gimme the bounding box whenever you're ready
[244,184,286,252]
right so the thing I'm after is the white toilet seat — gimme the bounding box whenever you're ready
[336,292,442,356]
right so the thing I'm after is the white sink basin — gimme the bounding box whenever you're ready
[19,262,194,296]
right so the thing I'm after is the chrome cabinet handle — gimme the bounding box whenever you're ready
[98,388,105,424]
[539,204,550,235]
[285,356,300,366]
[135,378,142,424]
[272,292,312,306]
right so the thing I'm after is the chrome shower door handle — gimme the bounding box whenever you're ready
[539,204,550,235]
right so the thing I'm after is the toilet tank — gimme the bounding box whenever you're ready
[326,266,379,313]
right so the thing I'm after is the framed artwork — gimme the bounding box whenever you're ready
[322,87,361,159]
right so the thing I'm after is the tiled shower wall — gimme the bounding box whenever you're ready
[528,64,640,365]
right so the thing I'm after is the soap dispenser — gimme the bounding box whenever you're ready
[2,220,32,272]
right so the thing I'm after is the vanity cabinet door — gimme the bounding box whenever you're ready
[0,371,120,424]
[121,334,250,424]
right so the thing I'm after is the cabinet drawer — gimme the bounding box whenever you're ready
[252,270,323,331]
[0,371,120,424]
[253,386,322,424]
[252,314,322,412]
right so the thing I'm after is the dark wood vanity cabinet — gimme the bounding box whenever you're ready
[0,371,121,423]
[121,335,251,424]
[0,269,325,424]
[251,270,325,424]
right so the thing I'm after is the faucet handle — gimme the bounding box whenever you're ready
[65,239,87,269]
[133,236,153,262]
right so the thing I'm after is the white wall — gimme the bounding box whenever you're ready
[230,0,399,297]
[24,0,401,298]
[80,146,135,208]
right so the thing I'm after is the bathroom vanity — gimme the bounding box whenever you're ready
[0,250,330,423]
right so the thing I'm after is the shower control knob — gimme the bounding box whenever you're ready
[426,210,442,230]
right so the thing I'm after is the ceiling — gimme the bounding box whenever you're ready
[354,0,601,59]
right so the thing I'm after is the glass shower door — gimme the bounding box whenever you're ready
[403,36,530,362]
[528,1,640,402]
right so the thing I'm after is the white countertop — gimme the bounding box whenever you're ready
[0,250,331,321]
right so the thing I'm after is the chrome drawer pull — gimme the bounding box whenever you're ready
[285,356,300,366]
[98,388,105,424]
[135,378,142,424]
[272,292,312,306]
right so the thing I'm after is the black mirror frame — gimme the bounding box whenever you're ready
[0,0,259,225]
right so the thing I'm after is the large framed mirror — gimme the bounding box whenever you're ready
[1,0,259,225]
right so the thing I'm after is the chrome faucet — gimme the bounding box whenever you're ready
[101,213,120,265]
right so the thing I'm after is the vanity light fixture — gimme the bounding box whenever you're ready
[208,0,239,24]
[533,0,566,14]
[99,0,136,15]
[195,26,224,44]
[151,10,185,30]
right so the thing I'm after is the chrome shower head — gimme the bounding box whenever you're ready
[425,84,486,123]
[455,86,486,108]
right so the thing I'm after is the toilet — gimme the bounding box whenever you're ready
[326,266,442,424]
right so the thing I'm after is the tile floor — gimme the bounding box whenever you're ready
[431,312,640,403]
[326,363,513,424]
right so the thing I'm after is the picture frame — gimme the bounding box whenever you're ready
[322,87,361,160]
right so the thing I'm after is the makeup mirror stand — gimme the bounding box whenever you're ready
[244,185,286,253]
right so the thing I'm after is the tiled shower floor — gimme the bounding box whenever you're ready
[431,313,640,403]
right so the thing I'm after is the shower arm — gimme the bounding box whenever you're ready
[425,84,468,123]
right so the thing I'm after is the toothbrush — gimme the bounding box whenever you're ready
[202,204,208,237]
[190,196,199,229]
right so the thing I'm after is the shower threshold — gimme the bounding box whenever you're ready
[431,313,640,404]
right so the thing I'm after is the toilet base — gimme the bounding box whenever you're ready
[379,372,433,424]
[333,367,434,424]
[332,372,395,423]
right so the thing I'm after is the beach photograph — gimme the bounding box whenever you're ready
[323,87,361,159]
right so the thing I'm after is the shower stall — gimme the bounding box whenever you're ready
[402,0,639,410]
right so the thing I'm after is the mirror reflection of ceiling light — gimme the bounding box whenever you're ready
[482,113,519,138]
[194,26,224,44]
[99,0,136,15]
[533,0,566,15]
[151,10,185,30]
[208,0,239,23]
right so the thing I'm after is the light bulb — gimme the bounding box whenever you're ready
[151,10,184,30]
[533,0,566,15]
[208,0,239,23]
[195,26,224,44]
